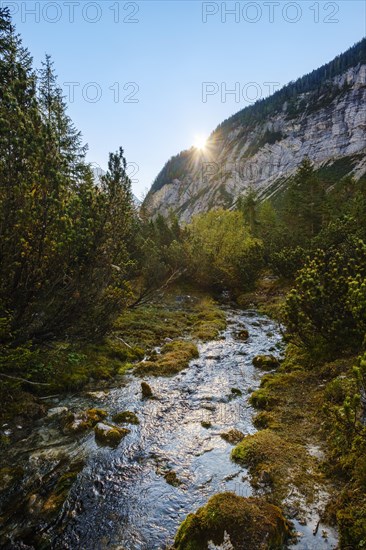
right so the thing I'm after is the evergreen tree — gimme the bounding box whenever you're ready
[38,54,88,183]
[237,188,259,236]
[0,7,42,328]
[282,158,325,243]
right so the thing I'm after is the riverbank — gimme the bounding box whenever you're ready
[0,279,362,548]
[0,304,286,548]
[232,276,364,549]
[0,289,226,441]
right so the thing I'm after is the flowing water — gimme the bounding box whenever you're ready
[0,308,338,549]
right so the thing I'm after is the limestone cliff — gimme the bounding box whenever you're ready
[145,40,366,222]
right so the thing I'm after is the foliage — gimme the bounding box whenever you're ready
[285,238,366,353]
[270,246,307,279]
[186,209,264,291]
[0,9,137,347]
[131,213,187,306]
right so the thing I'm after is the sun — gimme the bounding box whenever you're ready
[193,134,208,151]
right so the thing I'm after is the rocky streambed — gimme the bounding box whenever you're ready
[0,309,338,549]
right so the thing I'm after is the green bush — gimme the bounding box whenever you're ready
[186,209,264,291]
[270,246,307,279]
[285,239,366,353]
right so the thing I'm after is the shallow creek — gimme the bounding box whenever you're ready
[0,309,338,549]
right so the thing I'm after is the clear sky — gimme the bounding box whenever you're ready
[6,0,366,198]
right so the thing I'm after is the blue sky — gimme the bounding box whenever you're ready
[6,0,366,197]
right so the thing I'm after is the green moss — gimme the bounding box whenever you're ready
[221,429,245,445]
[252,355,280,370]
[173,492,290,549]
[0,292,227,425]
[135,340,199,376]
[324,376,351,404]
[117,362,135,375]
[94,422,130,447]
[86,408,108,424]
[42,461,84,517]
[164,470,182,487]
[190,298,227,341]
[141,381,153,398]
[336,497,366,548]
[192,321,225,340]
[231,430,303,498]
[112,410,139,424]
[253,411,278,429]
[63,408,107,433]
[249,387,272,409]
[114,304,194,349]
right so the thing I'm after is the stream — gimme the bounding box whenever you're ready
[0,308,338,549]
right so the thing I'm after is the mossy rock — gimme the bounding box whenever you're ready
[164,470,182,487]
[221,429,245,445]
[112,411,139,424]
[173,492,289,549]
[42,461,84,516]
[141,381,153,398]
[94,422,130,447]
[253,411,277,429]
[86,408,108,424]
[201,421,212,429]
[135,340,199,377]
[236,329,249,340]
[249,388,271,409]
[231,430,301,493]
[252,355,280,370]
[230,387,242,397]
[63,408,107,433]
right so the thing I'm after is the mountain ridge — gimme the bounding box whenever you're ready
[145,38,366,221]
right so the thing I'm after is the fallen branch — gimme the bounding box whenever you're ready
[0,373,51,386]
[129,268,187,309]
[115,336,133,349]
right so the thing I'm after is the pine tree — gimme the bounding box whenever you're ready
[237,188,259,236]
[0,7,42,326]
[282,158,325,244]
[38,54,88,183]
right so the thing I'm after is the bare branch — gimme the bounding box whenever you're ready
[0,373,51,386]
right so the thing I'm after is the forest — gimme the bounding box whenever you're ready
[0,7,366,549]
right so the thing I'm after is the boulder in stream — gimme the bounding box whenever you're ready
[173,492,290,549]
[112,411,139,424]
[235,329,249,340]
[220,429,245,445]
[94,422,130,447]
[141,381,153,398]
[252,354,280,370]
[63,408,107,433]
[47,407,69,419]
[164,470,182,487]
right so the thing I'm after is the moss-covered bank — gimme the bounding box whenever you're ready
[173,492,290,550]
[0,290,226,433]
[236,276,366,547]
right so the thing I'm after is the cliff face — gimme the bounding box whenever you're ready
[145,48,366,223]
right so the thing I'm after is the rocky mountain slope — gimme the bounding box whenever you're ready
[145,39,366,222]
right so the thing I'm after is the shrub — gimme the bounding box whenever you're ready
[285,239,366,353]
